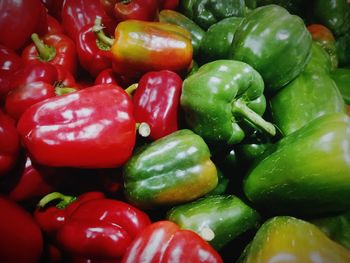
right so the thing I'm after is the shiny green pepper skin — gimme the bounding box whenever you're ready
[181,60,275,145]
[167,195,260,250]
[331,68,350,104]
[123,129,218,209]
[304,42,333,74]
[243,113,350,215]
[229,4,312,92]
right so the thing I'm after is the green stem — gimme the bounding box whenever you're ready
[31,33,56,62]
[55,86,77,96]
[124,83,138,97]
[38,192,76,209]
[93,17,114,48]
[232,98,276,136]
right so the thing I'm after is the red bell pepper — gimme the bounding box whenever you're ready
[0,196,43,263]
[0,0,47,50]
[42,0,65,22]
[22,32,77,76]
[47,15,65,35]
[122,221,223,263]
[100,0,159,22]
[61,0,117,41]
[132,70,183,140]
[17,84,136,168]
[76,20,113,77]
[159,0,179,10]
[95,68,122,86]
[0,110,19,177]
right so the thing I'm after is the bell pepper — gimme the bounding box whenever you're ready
[180,0,246,30]
[336,31,350,67]
[307,24,338,69]
[37,192,152,261]
[331,68,350,104]
[100,0,159,22]
[0,0,47,50]
[0,110,19,177]
[245,0,256,9]
[237,216,350,263]
[256,0,307,17]
[205,169,229,196]
[94,68,124,86]
[42,0,65,22]
[311,0,350,37]
[181,60,275,145]
[303,42,333,74]
[132,70,183,140]
[122,221,223,263]
[95,19,193,80]
[243,112,350,215]
[76,19,113,77]
[158,9,206,56]
[22,32,77,76]
[199,17,243,63]
[229,4,312,92]
[167,195,260,250]
[0,196,43,263]
[159,0,179,9]
[269,71,345,136]
[17,84,136,168]
[47,15,64,35]
[124,129,218,209]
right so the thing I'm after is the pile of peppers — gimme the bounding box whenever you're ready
[1,0,350,262]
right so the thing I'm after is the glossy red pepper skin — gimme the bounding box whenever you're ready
[0,196,43,263]
[95,68,121,86]
[122,221,223,263]
[77,23,113,77]
[0,0,47,50]
[133,70,183,140]
[57,198,151,261]
[17,84,136,168]
[0,111,19,177]
[62,0,117,41]
[22,33,77,76]
[47,15,65,35]
[42,0,65,22]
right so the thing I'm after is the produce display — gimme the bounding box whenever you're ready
[0,0,350,262]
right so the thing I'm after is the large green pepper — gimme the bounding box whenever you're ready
[180,0,246,30]
[180,60,276,145]
[167,195,260,250]
[270,70,345,136]
[237,216,350,263]
[312,0,350,37]
[304,42,333,74]
[331,68,350,104]
[158,9,205,56]
[243,112,350,215]
[123,129,218,209]
[199,17,243,63]
[229,5,312,92]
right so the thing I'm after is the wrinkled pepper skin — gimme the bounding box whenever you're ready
[111,20,193,79]
[243,113,350,215]
[133,70,183,140]
[331,68,350,104]
[122,221,223,263]
[311,0,350,37]
[159,9,205,56]
[270,71,345,136]
[167,195,260,250]
[199,17,243,63]
[0,196,43,263]
[124,129,218,209]
[237,216,350,263]
[229,4,312,92]
[17,84,136,168]
[181,60,275,145]
[181,0,246,30]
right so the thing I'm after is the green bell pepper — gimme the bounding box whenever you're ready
[180,0,246,30]
[167,195,260,250]
[331,68,350,104]
[336,31,350,67]
[312,0,350,37]
[158,9,205,56]
[229,4,312,92]
[304,42,333,74]
[244,0,256,10]
[237,216,350,263]
[180,60,276,145]
[270,70,345,136]
[199,17,243,63]
[123,129,218,209]
[205,170,229,196]
[243,112,350,215]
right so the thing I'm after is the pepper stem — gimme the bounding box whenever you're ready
[232,98,276,136]
[200,227,215,241]
[124,83,138,97]
[93,16,114,48]
[55,87,77,96]
[31,33,56,62]
[136,122,151,137]
[38,192,76,209]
